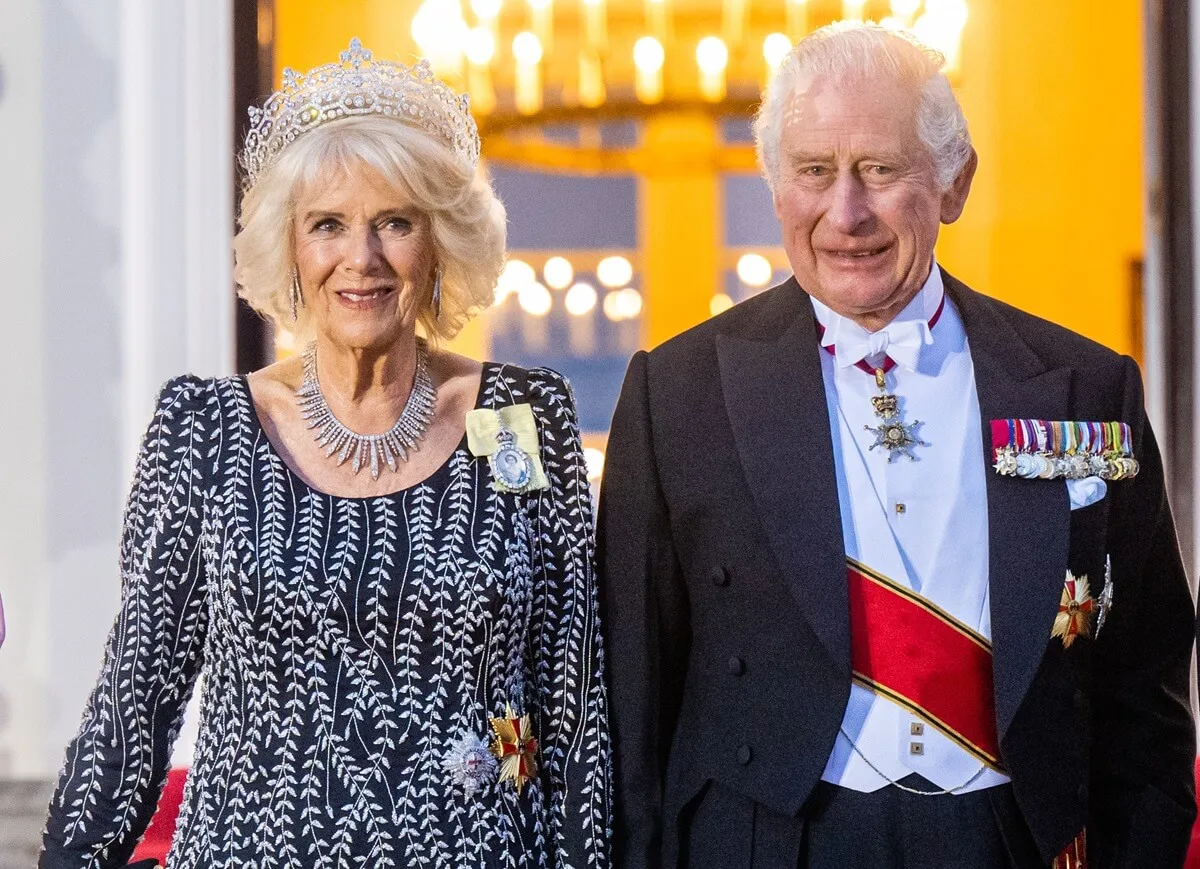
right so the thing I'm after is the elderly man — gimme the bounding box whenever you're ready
[598,23,1195,869]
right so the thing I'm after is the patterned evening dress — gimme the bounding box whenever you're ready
[41,364,610,869]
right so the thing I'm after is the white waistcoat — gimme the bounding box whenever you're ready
[814,267,1010,793]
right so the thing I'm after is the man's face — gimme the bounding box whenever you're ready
[773,74,974,327]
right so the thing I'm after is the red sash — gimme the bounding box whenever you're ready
[846,558,1004,771]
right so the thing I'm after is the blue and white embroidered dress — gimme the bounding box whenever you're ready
[41,364,610,869]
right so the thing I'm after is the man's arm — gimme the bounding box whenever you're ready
[598,351,691,869]
[1088,356,1196,867]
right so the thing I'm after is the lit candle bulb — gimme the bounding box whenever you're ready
[696,36,728,102]
[842,0,866,22]
[633,36,665,104]
[786,0,808,42]
[465,27,497,115]
[645,0,670,41]
[722,0,746,44]
[512,31,544,115]
[528,0,553,53]
[582,0,607,53]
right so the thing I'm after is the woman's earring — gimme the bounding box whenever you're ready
[432,267,443,321]
[290,268,302,322]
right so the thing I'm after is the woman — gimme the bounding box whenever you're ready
[42,39,609,868]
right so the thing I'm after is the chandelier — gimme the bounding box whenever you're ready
[410,0,968,163]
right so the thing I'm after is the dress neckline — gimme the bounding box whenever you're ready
[234,361,495,503]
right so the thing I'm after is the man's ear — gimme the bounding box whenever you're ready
[940,147,978,224]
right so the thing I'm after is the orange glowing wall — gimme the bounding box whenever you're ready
[938,0,1144,356]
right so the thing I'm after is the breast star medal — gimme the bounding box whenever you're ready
[442,733,498,799]
[864,368,927,462]
[1051,571,1094,649]
[488,704,538,794]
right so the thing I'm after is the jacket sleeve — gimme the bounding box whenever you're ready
[1088,356,1197,867]
[597,351,690,869]
[526,367,611,869]
[41,377,212,868]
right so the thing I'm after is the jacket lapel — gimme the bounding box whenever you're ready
[716,280,850,675]
[947,273,1073,739]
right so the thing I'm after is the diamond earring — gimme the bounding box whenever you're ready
[432,267,443,321]
[290,268,303,322]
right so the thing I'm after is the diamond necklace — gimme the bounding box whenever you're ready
[295,339,438,480]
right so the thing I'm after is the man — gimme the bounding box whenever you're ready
[598,23,1195,868]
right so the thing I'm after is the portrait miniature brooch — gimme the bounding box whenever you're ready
[991,419,1138,481]
[465,404,548,494]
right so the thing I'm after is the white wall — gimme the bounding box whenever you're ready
[0,0,233,780]
[0,0,51,781]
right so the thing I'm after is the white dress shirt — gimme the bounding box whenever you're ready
[814,265,1011,793]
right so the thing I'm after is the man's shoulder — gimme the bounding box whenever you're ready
[645,278,802,372]
[948,275,1130,373]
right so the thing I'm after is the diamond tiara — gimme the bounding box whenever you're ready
[242,38,481,186]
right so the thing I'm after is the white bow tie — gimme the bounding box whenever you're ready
[820,316,933,372]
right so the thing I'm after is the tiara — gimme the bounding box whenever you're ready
[242,38,481,186]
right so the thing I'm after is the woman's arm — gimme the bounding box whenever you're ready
[525,368,611,869]
[41,377,213,869]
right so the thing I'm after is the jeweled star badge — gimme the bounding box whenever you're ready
[1051,571,1094,649]
[864,368,926,462]
[442,732,497,799]
[488,704,538,794]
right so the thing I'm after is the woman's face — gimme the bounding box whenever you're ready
[293,165,434,353]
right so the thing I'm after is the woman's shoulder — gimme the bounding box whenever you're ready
[480,362,580,442]
[482,361,576,406]
[154,374,222,415]
[150,373,258,435]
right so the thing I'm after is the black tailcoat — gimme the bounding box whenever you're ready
[597,271,1195,868]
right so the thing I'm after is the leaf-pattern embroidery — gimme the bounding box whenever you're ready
[42,365,610,869]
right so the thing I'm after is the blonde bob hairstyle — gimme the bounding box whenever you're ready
[233,115,506,343]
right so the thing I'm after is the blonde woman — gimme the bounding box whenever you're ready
[42,40,609,868]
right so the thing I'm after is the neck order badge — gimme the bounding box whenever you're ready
[820,295,945,462]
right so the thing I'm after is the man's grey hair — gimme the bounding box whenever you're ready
[754,23,972,192]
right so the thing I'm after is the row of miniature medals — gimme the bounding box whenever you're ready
[859,358,1139,481]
